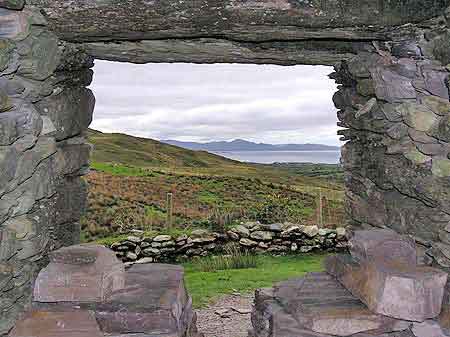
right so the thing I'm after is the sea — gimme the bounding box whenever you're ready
[211,150,341,164]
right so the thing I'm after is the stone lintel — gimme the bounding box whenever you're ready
[83,39,366,66]
[27,0,449,43]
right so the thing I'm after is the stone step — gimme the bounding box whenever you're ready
[251,272,415,337]
[325,254,448,322]
[9,311,103,337]
[274,272,411,336]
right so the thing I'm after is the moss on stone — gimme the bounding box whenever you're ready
[356,79,375,97]
[423,96,450,116]
[404,148,431,165]
[0,88,12,112]
[0,39,13,72]
[17,29,60,81]
[399,102,440,132]
[431,31,450,66]
[432,158,450,177]
[0,0,25,10]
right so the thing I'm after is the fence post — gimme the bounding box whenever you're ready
[318,188,323,227]
[166,192,174,229]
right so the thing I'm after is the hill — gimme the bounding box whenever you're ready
[87,129,343,184]
[83,129,345,242]
[88,129,242,168]
[162,139,340,152]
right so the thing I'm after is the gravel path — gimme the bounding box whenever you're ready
[196,294,254,337]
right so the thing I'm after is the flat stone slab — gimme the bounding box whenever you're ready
[34,244,125,303]
[33,264,197,336]
[9,311,103,337]
[48,245,99,265]
[274,272,410,336]
[251,272,413,337]
[349,229,417,265]
[326,254,448,322]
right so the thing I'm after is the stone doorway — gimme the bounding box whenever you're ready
[84,61,342,243]
[1,1,450,335]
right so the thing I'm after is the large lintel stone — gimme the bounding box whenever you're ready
[27,0,450,43]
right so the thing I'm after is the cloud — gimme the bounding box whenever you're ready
[89,61,341,145]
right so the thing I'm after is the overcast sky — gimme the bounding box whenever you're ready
[90,61,340,146]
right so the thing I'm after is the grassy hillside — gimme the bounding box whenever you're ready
[88,129,243,168]
[83,130,345,242]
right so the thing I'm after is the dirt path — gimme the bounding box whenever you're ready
[196,294,254,337]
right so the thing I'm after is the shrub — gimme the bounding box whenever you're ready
[250,193,291,224]
[207,207,243,232]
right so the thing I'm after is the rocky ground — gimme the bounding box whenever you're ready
[196,294,254,337]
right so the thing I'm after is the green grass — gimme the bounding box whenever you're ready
[88,129,241,169]
[95,234,131,246]
[182,254,326,308]
[88,129,344,194]
[90,162,157,177]
[84,130,345,241]
[197,190,220,205]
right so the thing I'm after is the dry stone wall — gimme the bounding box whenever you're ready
[0,5,94,335]
[331,18,450,268]
[1,0,450,335]
[108,223,348,265]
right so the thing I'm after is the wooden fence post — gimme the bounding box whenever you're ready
[166,192,174,229]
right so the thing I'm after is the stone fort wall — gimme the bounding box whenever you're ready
[1,0,450,334]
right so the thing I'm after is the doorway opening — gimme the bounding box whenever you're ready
[80,61,348,336]
[82,61,345,244]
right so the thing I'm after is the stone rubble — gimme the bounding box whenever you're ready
[108,222,348,264]
[249,229,450,337]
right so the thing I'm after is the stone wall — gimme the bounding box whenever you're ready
[0,4,94,334]
[1,0,450,335]
[108,223,348,265]
[331,17,450,268]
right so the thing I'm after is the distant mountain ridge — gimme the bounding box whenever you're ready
[87,129,241,168]
[162,139,340,152]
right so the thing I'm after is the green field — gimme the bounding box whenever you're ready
[83,130,345,241]
[183,254,326,307]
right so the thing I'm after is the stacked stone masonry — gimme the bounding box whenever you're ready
[108,223,348,265]
[249,229,450,337]
[1,0,450,334]
[10,244,200,337]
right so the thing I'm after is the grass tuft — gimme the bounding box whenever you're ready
[194,245,258,272]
